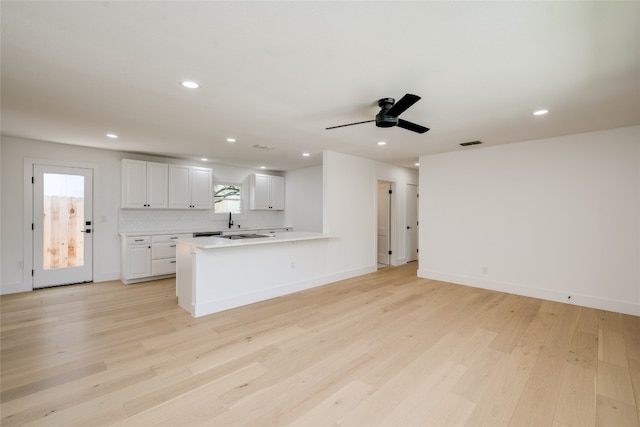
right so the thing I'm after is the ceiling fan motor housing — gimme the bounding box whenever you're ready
[376,98,399,127]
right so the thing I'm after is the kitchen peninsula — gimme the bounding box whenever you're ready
[176,231,333,317]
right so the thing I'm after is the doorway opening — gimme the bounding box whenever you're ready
[406,184,418,263]
[32,164,94,288]
[377,180,392,269]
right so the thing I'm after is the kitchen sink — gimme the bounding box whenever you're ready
[214,233,269,240]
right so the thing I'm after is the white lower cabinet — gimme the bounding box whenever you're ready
[151,234,190,276]
[121,233,190,284]
[121,236,151,282]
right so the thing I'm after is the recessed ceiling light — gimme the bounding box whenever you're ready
[302,152,310,157]
[201,158,208,161]
[181,81,200,89]
[533,109,549,116]
[106,133,118,139]
[226,138,236,143]
[377,141,386,146]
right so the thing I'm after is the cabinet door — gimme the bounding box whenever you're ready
[126,245,151,279]
[270,175,285,210]
[146,162,168,208]
[121,160,168,209]
[191,167,213,209]
[168,165,192,208]
[252,174,271,210]
[121,159,147,208]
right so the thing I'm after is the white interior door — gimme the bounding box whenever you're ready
[406,184,418,262]
[377,181,391,265]
[33,164,93,288]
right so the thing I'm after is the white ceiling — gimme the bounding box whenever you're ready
[2,1,639,171]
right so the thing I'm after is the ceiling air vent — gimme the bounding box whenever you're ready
[460,140,482,147]
[252,144,273,150]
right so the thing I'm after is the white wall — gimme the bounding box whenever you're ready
[0,136,288,294]
[418,126,640,316]
[323,151,419,279]
[1,136,124,293]
[284,166,323,232]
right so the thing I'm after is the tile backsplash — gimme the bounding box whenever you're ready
[118,209,285,233]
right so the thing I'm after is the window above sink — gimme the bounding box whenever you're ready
[214,183,242,215]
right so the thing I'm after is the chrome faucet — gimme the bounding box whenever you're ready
[228,211,234,228]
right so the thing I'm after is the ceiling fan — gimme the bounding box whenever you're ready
[326,94,430,134]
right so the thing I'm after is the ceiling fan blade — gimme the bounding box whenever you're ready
[397,119,430,134]
[386,93,421,117]
[326,119,375,130]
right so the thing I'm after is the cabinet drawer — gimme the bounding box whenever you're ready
[127,236,151,245]
[152,242,177,259]
[152,258,177,276]
[152,233,191,243]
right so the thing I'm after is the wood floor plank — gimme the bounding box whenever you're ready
[287,380,373,427]
[553,362,597,427]
[463,301,559,426]
[596,394,640,427]
[598,360,637,406]
[1,263,638,426]
[0,361,107,403]
[622,314,640,361]
[599,309,630,367]
[507,301,581,426]
[629,358,640,420]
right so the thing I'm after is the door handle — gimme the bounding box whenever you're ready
[81,229,92,233]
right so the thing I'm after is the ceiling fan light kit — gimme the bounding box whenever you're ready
[326,93,430,134]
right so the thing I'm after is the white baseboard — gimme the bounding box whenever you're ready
[93,271,120,283]
[418,268,639,316]
[0,281,31,295]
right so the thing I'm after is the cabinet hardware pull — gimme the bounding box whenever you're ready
[170,245,176,248]
[170,261,176,264]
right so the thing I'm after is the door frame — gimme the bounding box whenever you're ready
[374,178,398,266]
[377,180,392,266]
[23,158,98,290]
[406,183,419,262]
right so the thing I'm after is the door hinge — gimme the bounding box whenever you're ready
[417,193,419,198]
[32,223,34,230]
[388,250,392,255]
[417,248,419,253]
[388,189,392,194]
[31,176,34,184]
[31,270,34,276]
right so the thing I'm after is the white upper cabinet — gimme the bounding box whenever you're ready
[121,159,168,208]
[168,165,213,209]
[248,173,285,210]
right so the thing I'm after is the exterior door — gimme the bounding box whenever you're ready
[33,164,93,288]
[377,181,391,265]
[406,184,419,262]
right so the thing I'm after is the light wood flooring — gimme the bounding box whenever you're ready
[1,263,639,426]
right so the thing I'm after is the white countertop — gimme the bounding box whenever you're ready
[119,226,292,237]
[176,231,332,249]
